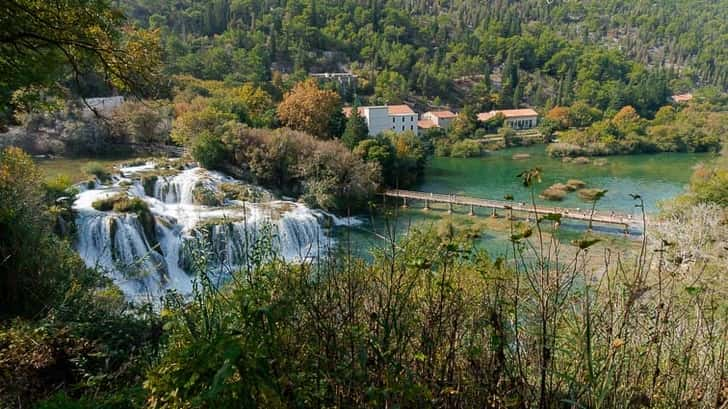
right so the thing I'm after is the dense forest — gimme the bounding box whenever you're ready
[115,0,727,116]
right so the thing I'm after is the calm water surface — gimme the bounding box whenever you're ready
[418,146,712,214]
[341,146,713,257]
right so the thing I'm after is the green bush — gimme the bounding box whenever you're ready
[83,162,110,182]
[191,131,227,169]
[450,139,482,158]
[43,175,75,202]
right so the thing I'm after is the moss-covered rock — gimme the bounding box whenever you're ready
[540,186,567,201]
[578,188,608,201]
[92,194,159,252]
[141,175,158,197]
[566,179,586,190]
[191,182,223,206]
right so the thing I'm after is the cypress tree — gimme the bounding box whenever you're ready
[342,106,369,149]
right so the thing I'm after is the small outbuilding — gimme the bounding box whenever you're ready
[477,108,539,130]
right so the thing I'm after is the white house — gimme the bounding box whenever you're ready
[84,96,125,113]
[418,110,457,130]
[343,104,418,136]
[477,108,539,130]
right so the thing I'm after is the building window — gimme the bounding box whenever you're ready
[410,125,413,130]
[402,117,405,123]
[392,117,395,123]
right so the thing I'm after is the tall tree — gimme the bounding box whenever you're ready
[0,0,163,113]
[342,107,369,149]
[277,79,342,139]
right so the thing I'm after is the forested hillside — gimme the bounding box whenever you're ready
[120,0,727,116]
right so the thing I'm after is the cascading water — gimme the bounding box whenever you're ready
[72,161,351,299]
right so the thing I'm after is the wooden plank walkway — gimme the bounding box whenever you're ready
[383,189,642,230]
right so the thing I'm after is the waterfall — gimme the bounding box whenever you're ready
[73,163,339,299]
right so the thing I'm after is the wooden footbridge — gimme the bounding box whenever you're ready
[383,189,642,232]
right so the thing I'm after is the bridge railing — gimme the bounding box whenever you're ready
[384,189,640,227]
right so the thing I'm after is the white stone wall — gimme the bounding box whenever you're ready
[364,107,391,136]
[505,116,538,130]
[389,114,418,135]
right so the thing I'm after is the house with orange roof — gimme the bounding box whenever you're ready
[477,108,539,130]
[671,93,693,103]
[419,110,457,130]
[343,104,418,136]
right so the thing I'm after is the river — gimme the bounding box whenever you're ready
[339,146,713,256]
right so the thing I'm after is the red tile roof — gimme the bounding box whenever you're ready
[428,110,457,119]
[342,106,365,118]
[343,104,416,117]
[477,108,538,121]
[671,93,693,103]
[417,119,437,129]
[387,105,416,115]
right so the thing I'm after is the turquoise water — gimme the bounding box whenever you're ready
[338,146,713,257]
[419,146,712,215]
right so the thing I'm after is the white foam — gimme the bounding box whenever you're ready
[72,164,332,299]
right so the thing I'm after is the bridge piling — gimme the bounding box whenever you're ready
[402,197,408,208]
[423,199,430,211]
[469,205,475,216]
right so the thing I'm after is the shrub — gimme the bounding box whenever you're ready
[433,139,452,157]
[43,175,74,202]
[92,194,121,211]
[546,142,587,158]
[540,184,568,201]
[110,100,171,144]
[578,188,608,201]
[565,179,586,190]
[92,194,149,214]
[191,183,222,206]
[83,162,110,181]
[191,131,227,169]
[450,139,482,158]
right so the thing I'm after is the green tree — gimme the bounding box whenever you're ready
[449,105,479,139]
[568,101,602,128]
[0,147,91,317]
[342,107,369,149]
[171,102,235,145]
[354,137,395,185]
[374,70,408,104]
[191,131,227,169]
[1,0,163,112]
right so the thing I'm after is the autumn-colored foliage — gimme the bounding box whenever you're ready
[612,105,640,124]
[277,79,342,139]
[545,106,571,129]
